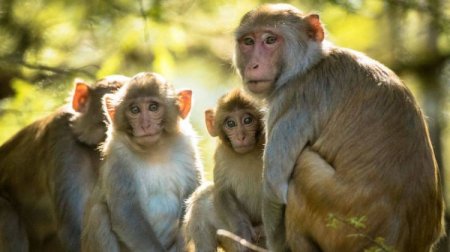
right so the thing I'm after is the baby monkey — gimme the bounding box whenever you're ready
[184,88,265,252]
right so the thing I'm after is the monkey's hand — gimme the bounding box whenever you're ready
[263,148,291,204]
[262,197,289,252]
[252,224,265,243]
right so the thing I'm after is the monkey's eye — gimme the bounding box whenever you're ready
[265,36,277,44]
[149,103,159,112]
[243,116,253,125]
[242,37,255,46]
[225,119,237,128]
[130,105,140,114]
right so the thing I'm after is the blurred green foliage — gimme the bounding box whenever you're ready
[0,0,449,185]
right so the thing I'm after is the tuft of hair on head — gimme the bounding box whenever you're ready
[216,88,262,115]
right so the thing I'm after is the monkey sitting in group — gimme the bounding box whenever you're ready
[81,72,203,252]
[234,3,444,251]
[184,88,266,252]
[0,75,128,251]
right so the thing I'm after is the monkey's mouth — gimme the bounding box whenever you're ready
[246,80,272,94]
[233,144,255,154]
[134,131,161,137]
[134,132,162,144]
[137,132,161,139]
[141,132,159,136]
[247,80,271,85]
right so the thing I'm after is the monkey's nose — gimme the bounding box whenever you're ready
[238,133,246,142]
[252,64,259,69]
[141,123,152,131]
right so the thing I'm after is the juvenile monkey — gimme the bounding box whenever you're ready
[81,72,203,252]
[234,4,444,251]
[184,88,265,252]
[0,75,128,251]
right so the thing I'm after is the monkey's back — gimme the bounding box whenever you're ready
[314,47,438,197]
[282,47,444,251]
[0,107,99,250]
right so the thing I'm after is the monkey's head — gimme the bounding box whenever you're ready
[234,3,326,98]
[70,75,129,145]
[103,72,192,151]
[205,88,264,154]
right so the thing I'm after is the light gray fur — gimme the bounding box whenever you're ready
[82,122,203,252]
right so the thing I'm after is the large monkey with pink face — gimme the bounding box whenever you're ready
[234,3,444,252]
[81,72,203,252]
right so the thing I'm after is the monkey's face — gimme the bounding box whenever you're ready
[235,4,326,98]
[222,109,260,154]
[124,96,165,147]
[236,29,283,97]
[87,81,126,142]
[105,72,190,153]
[71,76,128,145]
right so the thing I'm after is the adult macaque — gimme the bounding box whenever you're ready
[234,3,445,251]
[81,72,203,252]
[184,89,266,252]
[0,75,128,251]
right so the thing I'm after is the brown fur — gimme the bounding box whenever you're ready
[0,76,127,251]
[184,89,266,252]
[234,4,445,252]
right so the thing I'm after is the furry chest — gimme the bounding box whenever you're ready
[133,162,191,244]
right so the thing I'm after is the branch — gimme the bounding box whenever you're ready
[217,229,268,252]
[0,56,97,78]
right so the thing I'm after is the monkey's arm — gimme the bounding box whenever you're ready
[81,197,121,252]
[182,164,203,217]
[104,163,166,252]
[264,108,313,204]
[263,107,314,252]
[53,147,94,252]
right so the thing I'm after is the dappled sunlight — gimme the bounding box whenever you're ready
[0,1,448,249]
[0,0,448,187]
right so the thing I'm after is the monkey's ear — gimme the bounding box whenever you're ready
[305,14,324,42]
[103,94,116,121]
[177,90,192,119]
[205,109,218,137]
[72,80,91,113]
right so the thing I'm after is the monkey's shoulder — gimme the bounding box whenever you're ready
[0,109,84,173]
[1,108,73,146]
[318,47,403,87]
[187,182,214,204]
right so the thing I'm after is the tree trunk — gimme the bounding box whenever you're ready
[416,69,449,252]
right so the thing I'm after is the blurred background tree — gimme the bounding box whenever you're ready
[0,0,449,250]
